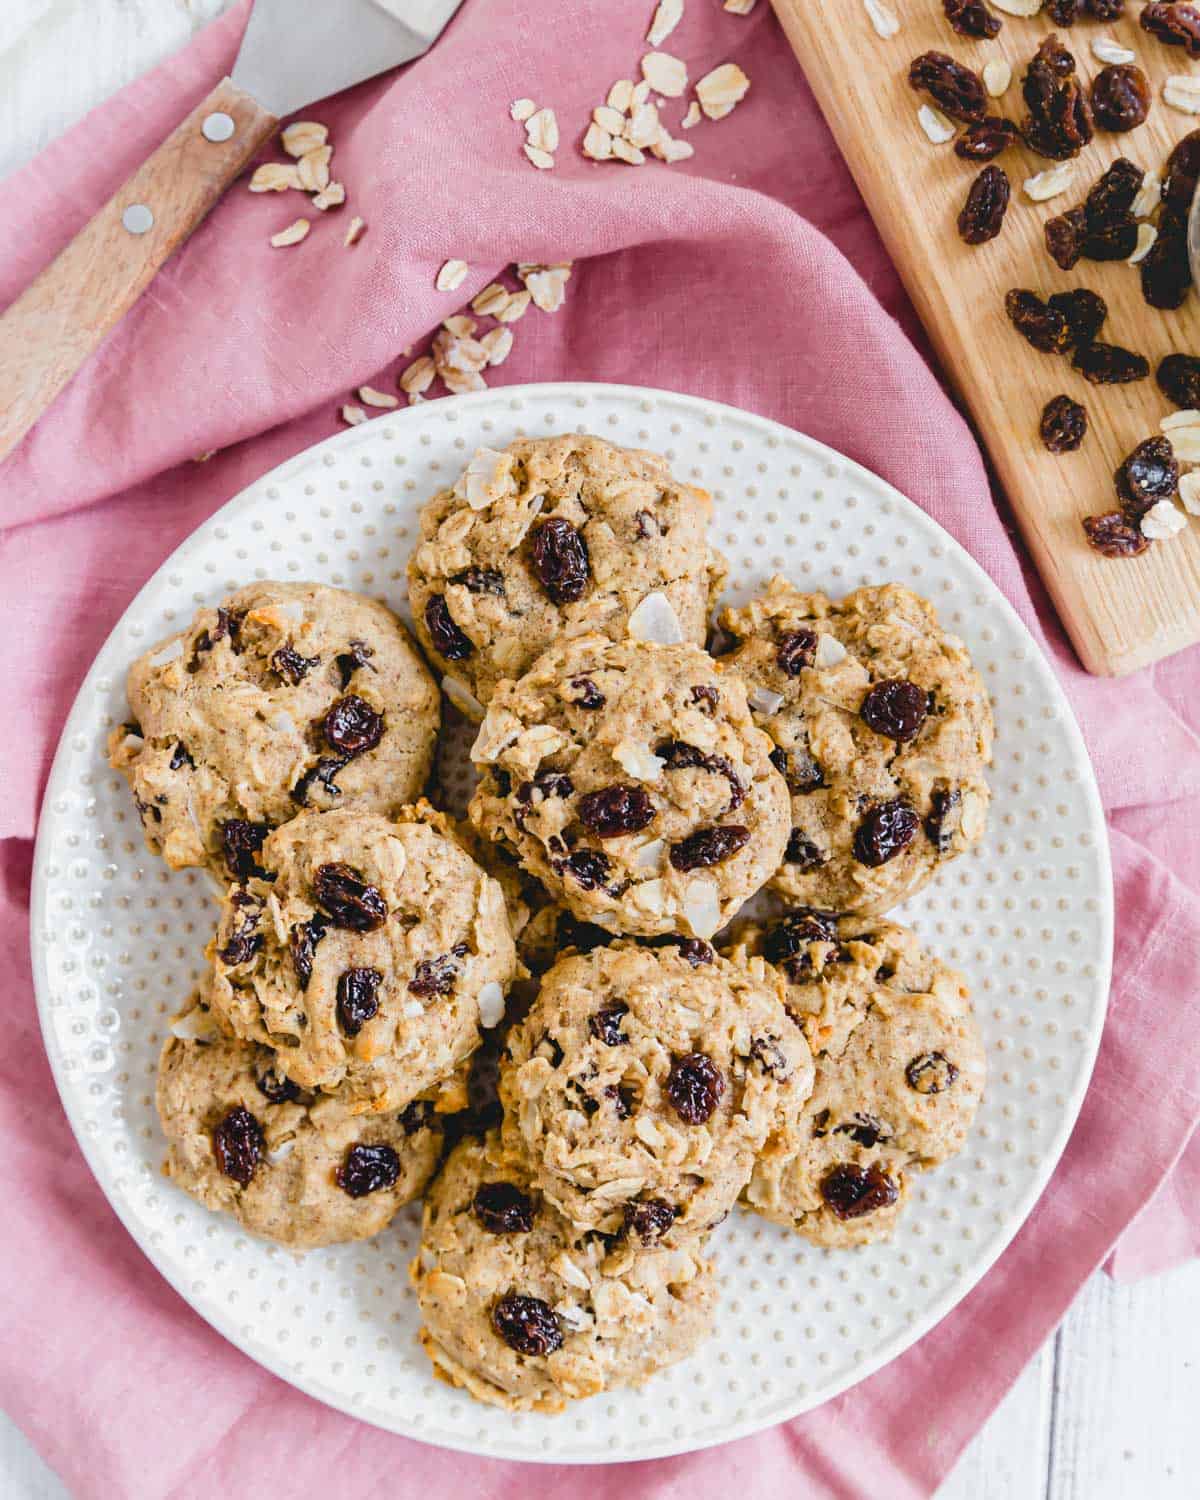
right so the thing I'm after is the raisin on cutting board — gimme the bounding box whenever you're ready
[958,165,1010,244]
[1071,341,1149,384]
[1040,395,1088,453]
[908,51,987,123]
[1004,289,1070,353]
[1082,511,1150,557]
[1090,64,1150,132]
[1020,34,1093,160]
[1141,2,1200,55]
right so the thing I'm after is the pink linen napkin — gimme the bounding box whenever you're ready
[2,1,1200,1495]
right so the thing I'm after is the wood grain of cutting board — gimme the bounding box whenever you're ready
[771,0,1200,676]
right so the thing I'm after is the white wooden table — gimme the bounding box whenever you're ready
[2,4,1196,1495]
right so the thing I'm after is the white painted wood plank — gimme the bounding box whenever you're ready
[1047,1260,1200,1500]
[0,1409,69,1500]
[937,1343,1053,1500]
[0,0,232,182]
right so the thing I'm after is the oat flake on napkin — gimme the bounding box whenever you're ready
[2,1,1200,1496]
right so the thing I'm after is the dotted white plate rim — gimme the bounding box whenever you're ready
[30,382,1113,1465]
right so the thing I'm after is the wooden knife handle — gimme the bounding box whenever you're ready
[0,78,277,465]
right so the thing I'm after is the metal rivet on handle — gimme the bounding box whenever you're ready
[202,112,235,143]
[121,204,154,235]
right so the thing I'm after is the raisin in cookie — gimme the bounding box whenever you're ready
[729,912,985,1248]
[207,805,517,1110]
[498,942,814,1238]
[468,635,790,939]
[109,581,439,881]
[157,994,442,1249]
[412,1132,716,1411]
[719,579,993,916]
[406,434,726,707]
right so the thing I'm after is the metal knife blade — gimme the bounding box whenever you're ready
[232,0,465,121]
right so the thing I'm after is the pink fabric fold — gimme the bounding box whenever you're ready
[2,1,1199,1495]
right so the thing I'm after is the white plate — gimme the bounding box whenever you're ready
[31,383,1112,1464]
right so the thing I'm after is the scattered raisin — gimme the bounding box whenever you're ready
[212,1107,264,1187]
[1040,394,1088,453]
[1071,340,1149,384]
[450,567,505,595]
[491,1295,563,1357]
[323,695,384,756]
[314,862,388,931]
[1047,0,1078,19]
[1157,352,1200,408]
[409,942,469,997]
[218,897,262,966]
[820,1162,900,1221]
[908,50,987,123]
[336,1143,400,1197]
[624,1198,677,1245]
[1045,206,1087,270]
[169,742,193,770]
[924,787,963,852]
[784,830,826,869]
[256,1068,299,1104]
[1087,0,1125,16]
[1082,511,1150,556]
[859,679,928,742]
[424,594,473,661]
[1139,217,1192,310]
[221,819,269,880]
[749,1035,791,1078]
[665,1052,726,1125]
[271,644,320,685]
[776,629,817,675]
[1116,436,1178,519]
[853,800,919,867]
[958,164,1010,245]
[1164,129,1200,210]
[337,966,382,1035]
[588,1003,629,1046]
[516,769,575,805]
[291,755,348,806]
[1004,289,1070,353]
[668,824,750,871]
[835,1113,890,1148]
[1083,219,1139,261]
[1046,288,1107,346]
[529,516,589,604]
[690,683,719,714]
[954,117,1020,161]
[1020,34,1093,160]
[335,639,374,690]
[943,0,1001,38]
[570,675,605,710]
[288,914,326,989]
[472,1182,535,1234]
[1141,1,1200,54]
[559,848,612,890]
[577,785,656,838]
[652,935,715,966]
[1085,156,1143,224]
[906,1051,961,1093]
[1090,64,1150,131]
[762,908,838,976]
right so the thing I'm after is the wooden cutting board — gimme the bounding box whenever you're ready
[771,0,1200,676]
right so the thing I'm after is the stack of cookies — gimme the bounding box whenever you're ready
[109,434,991,1414]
